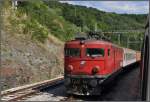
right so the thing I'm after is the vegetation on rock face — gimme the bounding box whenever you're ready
[15,0,79,42]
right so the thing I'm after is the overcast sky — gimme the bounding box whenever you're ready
[60,1,149,14]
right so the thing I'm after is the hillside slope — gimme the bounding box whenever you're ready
[17,0,147,42]
[45,1,147,31]
[1,1,64,90]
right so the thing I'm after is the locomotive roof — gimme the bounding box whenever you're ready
[65,40,124,49]
[66,39,118,46]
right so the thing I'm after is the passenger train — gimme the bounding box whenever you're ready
[64,32,141,95]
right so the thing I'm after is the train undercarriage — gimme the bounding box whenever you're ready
[64,75,108,95]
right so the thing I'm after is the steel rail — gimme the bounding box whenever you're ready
[1,76,64,101]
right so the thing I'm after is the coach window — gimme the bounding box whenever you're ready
[108,49,110,56]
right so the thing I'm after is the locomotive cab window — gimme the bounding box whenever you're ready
[65,48,80,57]
[86,48,104,57]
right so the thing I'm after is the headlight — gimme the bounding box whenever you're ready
[66,65,73,72]
[92,66,100,74]
[89,79,97,87]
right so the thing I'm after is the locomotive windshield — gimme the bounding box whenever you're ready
[86,48,104,57]
[65,48,80,57]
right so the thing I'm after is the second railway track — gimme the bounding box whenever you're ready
[1,76,64,102]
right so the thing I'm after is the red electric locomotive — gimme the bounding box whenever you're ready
[64,32,137,95]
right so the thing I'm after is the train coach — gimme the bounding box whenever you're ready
[123,48,137,67]
[64,33,141,95]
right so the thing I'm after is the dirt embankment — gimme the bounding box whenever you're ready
[1,29,64,90]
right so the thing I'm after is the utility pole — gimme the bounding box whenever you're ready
[118,33,121,45]
[95,23,97,32]
[75,6,76,17]
[80,27,82,32]
[127,37,130,48]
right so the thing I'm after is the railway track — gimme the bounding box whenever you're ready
[1,76,64,102]
[24,64,141,101]
[1,64,141,101]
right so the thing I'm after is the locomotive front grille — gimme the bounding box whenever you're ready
[71,78,89,85]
